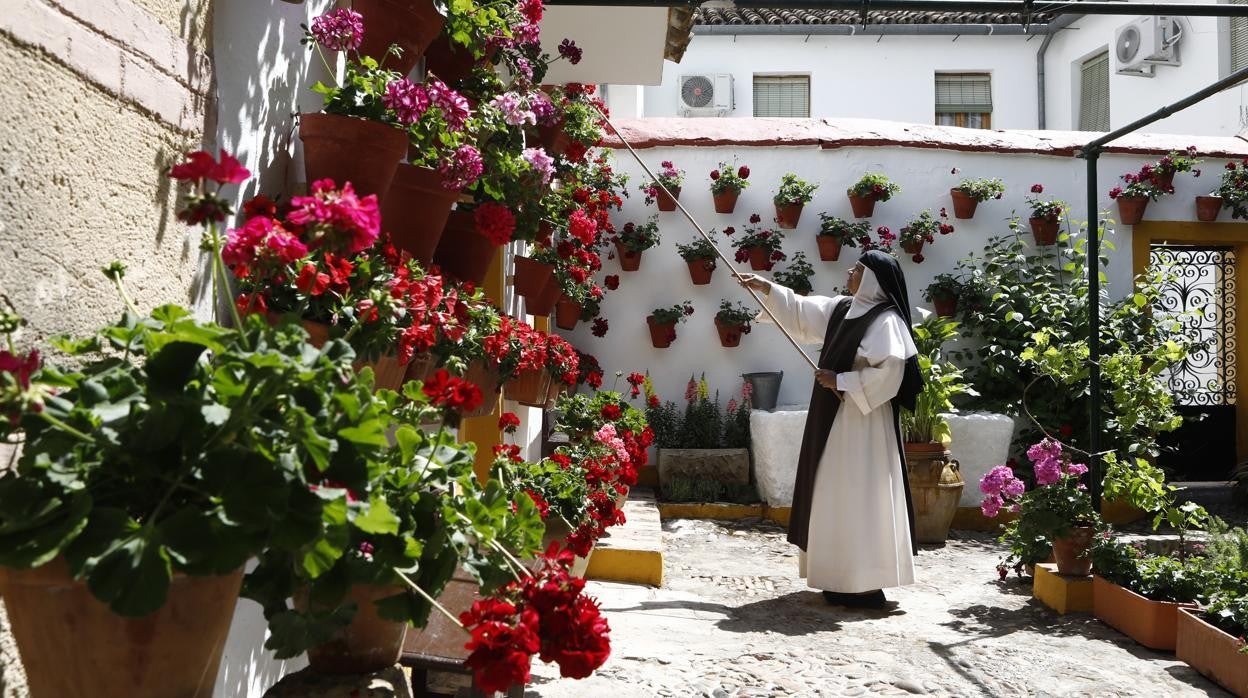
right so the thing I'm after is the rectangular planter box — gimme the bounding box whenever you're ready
[1033,563,1092,615]
[1177,608,1248,697]
[657,448,750,488]
[1093,575,1196,651]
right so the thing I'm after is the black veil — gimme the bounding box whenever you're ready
[858,250,923,412]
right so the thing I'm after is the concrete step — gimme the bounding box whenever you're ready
[586,487,664,587]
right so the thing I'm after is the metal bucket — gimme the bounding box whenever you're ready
[743,371,783,411]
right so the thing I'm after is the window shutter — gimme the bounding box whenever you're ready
[1232,0,1248,72]
[1079,52,1110,131]
[753,76,810,117]
[934,74,992,114]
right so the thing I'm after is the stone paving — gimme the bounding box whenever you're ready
[528,519,1228,698]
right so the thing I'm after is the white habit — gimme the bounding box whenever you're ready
[759,278,916,593]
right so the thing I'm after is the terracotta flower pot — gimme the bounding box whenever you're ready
[647,316,677,348]
[715,319,747,347]
[1029,217,1060,246]
[1093,576,1196,651]
[656,186,680,212]
[1196,195,1223,222]
[513,256,554,300]
[300,112,408,203]
[1116,195,1150,225]
[383,163,460,266]
[686,258,715,285]
[555,298,582,330]
[774,202,804,230]
[401,351,436,386]
[504,367,551,407]
[462,359,502,418]
[297,584,408,674]
[0,559,243,698]
[901,240,924,255]
[746,246,771,271]
[422,32,498,86]
[848,192,877,218]
[1176,608,1248,697]
[615,241,642,271]
[1154,170,1176,190]
[713,190,740,214]
[298,319,404,390]
[933,295,958,318]
[816,236,843,262]
[950,189,979,219]
[526,277,562,317]
[1052,526,1095,576]
[353,0,445,76]
[432,210,499,285]
[538,119,571,157]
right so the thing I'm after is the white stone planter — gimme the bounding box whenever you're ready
[945,412,1016,507]
[749,406,807,506]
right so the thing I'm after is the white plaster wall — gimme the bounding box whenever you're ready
[1044,11,1248,135]
[565,143,1205,410]
[638,34,1040,128]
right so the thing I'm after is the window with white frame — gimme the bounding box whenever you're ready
[753,76,810,117]
[934,73,992,129]
[1231,0,1248,72]
[1079,51,1111,131]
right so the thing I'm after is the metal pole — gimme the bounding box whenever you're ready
[1074,63,1248,508]
[1085,149,1103,510]
[545,0,1248,17]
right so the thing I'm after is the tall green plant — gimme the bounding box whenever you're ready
[901,314,977,444]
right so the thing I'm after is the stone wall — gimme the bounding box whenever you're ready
[0,1,215,694]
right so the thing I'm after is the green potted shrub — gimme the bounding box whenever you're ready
[771,252,815,296]
[846,172,900,218]
[901,313,976,543]
[612,217,660,272]
[815,214,871,262]
[714,300,755,348]
[726,214,786,271]
[1090,536,1212,651]
[647,302,694,348]
[676,234,720,285]
[923,273,964,318]
[1024,184,1066,246]
[710,161,751,214]
[950,177,1005,219]
[773,173,819,229]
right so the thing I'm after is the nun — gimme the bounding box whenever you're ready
[738,250,922,609]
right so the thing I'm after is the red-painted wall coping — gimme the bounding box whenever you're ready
[601,117,1248,159]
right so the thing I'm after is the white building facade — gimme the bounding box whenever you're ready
[608,2,1248,136]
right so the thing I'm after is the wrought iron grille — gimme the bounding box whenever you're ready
[1149,245,1237,406]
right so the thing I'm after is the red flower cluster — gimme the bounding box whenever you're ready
[461,550,611,693]
[423,369,484,413]
[169,149,250,185]
[625,372,645,398]
[287,179,381,254]
[474,203,517,246]
[499,411,521,433]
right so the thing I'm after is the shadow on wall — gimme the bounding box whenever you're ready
[208,1,337,694]
[197,0,335,315]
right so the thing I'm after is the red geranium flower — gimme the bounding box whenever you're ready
[499,411,521,434]
[474,203,517,246]
[600,404,622,420]
[423,369,484,412]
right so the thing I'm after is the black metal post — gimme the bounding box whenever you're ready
[1084,149,1103,509]
[544,0,1248,17]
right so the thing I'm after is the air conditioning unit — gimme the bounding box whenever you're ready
[1114,16,1184,77]
[678,74,733,116]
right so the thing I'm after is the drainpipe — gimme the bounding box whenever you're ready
[1036,14,1080,129]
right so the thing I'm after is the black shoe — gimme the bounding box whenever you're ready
[822,590,886,609]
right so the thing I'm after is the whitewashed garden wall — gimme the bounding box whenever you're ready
[558,121,1248,411]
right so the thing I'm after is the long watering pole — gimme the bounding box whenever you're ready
[593,109,840,397]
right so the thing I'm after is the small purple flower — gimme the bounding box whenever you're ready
[427,80,471,132]
[1066,462,1089,477]
[522,147,555,185]
[489,92,536,127]
[310,8,364,52]
[513,21,541,47]
[1034,458,1062,486]
[559,38,584,65]
[358,541,375,556]
[439,145,484,190]
[514,57,534,83]
[383,79,430,125]
[531,92,559,126]
[981,495,1003,518]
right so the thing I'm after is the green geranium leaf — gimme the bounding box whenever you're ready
[87,533,172,617]
[353,496,400,535]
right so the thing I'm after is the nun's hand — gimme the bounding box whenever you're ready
[737,273,770,295]
[814,369,838,391]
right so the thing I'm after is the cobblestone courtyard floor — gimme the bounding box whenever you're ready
[528,519,1228,697]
